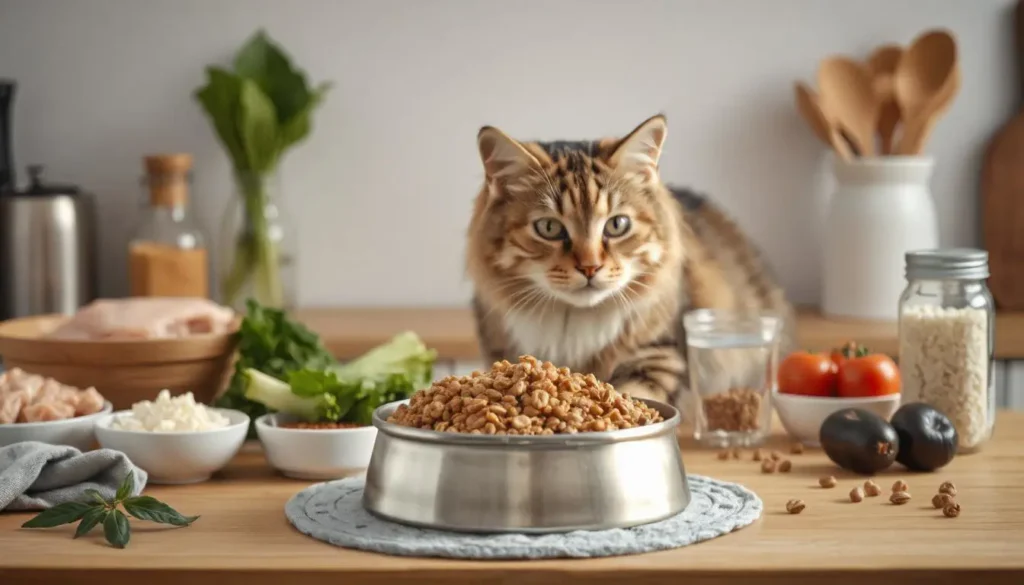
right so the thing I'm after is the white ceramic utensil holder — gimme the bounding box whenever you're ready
[822,157,939,321]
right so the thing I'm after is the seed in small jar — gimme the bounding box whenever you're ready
[849,487,864,503]
[770,450,782,461]
[761,459,776,473]
[938,481,957,497]
[892,480,909,493]
[785,499,806,514]
[819,475,837,488]
[752,449,763,461]
[890,491,911,505]
[717,450,730,460]
[790,443,804,455]
[778,459,792,472]
[942,502,961,518]
[932,493,955,509]
[863,480,881,497]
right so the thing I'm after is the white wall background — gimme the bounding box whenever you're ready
[0,0,1016,308]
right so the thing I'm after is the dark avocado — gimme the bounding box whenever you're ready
[819,408,899,475]
[890,402,958,471]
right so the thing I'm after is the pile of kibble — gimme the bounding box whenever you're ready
[387,355,664,435]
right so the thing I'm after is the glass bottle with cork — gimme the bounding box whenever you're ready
[129,154,209,298]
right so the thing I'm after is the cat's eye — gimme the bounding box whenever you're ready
[533,218,567,240]
[603,215,632,238]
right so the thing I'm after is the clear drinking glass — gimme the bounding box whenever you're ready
[683,309,781,448]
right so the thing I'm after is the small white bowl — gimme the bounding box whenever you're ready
[0,402,113,451]
[773,390,901,447]
[94,408,249,484]
[255,413,378,480]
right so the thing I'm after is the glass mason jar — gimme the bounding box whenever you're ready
[898,248,995,453]
[218,170,296,311]
[682,309,782,448]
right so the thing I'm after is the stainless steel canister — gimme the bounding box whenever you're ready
[363,399,690,534]
[0,165,97,320]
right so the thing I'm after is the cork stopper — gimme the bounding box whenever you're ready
[143,154,193,207]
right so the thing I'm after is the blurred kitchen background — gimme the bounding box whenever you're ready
[0,0,1012,307]
[3,0,1024,408]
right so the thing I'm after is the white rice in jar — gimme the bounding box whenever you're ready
[898,305,992,450]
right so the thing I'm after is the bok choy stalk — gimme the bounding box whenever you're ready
[243,331,436,425]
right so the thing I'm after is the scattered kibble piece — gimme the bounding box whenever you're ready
[849,487,864,503]
[785,499,806,514]
[770,450,782,461]
[943,502,961,518]
[890,491,911,505]
[819,476,837,488]
[761,459,777,473]
[932,493,955,509]
[752,449,763,462]
[778,459,792,472]
[790,443,804,455]
[892,480,909,493]
[939,481,957,497]
[863,480,881,497]
[731,448,742,460]
[717,450,730,460]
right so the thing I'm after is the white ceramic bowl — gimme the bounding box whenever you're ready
[94,408,249,484]
[255,413,378,480]
[0,402,113,451]
[773,390,901,447]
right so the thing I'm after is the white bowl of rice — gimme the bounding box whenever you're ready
[94,390,249,484]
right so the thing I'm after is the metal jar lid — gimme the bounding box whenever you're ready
[905,248,989,280]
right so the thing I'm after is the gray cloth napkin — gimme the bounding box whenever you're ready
[0,441,147,511]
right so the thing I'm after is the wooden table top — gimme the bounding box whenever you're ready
[294,306,1024,361]
[2,413,1022,585]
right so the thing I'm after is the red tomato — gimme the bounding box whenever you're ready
[830,340,870,369]
[836,354,901,398]
[778,352,838,397]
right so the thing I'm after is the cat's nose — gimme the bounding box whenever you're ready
[575,264,603,279]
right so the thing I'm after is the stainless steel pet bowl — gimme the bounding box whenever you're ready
[362,399,690,533]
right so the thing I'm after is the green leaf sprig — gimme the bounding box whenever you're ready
[21,474,198,549]
[194,29,331,174]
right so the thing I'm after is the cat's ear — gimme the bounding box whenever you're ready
[477,126,543,182]
[608,114,668,177]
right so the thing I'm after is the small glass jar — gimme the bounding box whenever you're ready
[682,309,782,448]
[898,248,995,453]
[128,154,210,298]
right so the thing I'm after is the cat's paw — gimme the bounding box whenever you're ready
[615,381,667,402]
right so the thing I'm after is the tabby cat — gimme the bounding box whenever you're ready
[466,114,794,407]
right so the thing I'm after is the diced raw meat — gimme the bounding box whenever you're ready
[0,391,25,424]
[0,368,108,424]
[45,297,238,340]
[21,401,76,423]
[74,387,105,416]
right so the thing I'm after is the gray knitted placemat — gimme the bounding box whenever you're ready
[285,474,762,559]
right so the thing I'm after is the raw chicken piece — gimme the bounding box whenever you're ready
[75,387,106,416]
[45,297,239,340]
[0,391,25,424]
[21,401,76,422]
[0,367,108,424]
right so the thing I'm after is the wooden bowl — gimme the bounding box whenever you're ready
[0,314,239,410]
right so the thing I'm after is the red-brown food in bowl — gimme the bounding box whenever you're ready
[278,422,365,430]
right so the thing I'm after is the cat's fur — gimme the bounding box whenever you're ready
[466,115,794,405]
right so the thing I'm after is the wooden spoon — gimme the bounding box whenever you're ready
[818,56,880,157]
[894,29,958,155]
[866,44,904,154]
[793,81,853,161]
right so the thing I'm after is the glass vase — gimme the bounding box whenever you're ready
[218,170,296,311]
